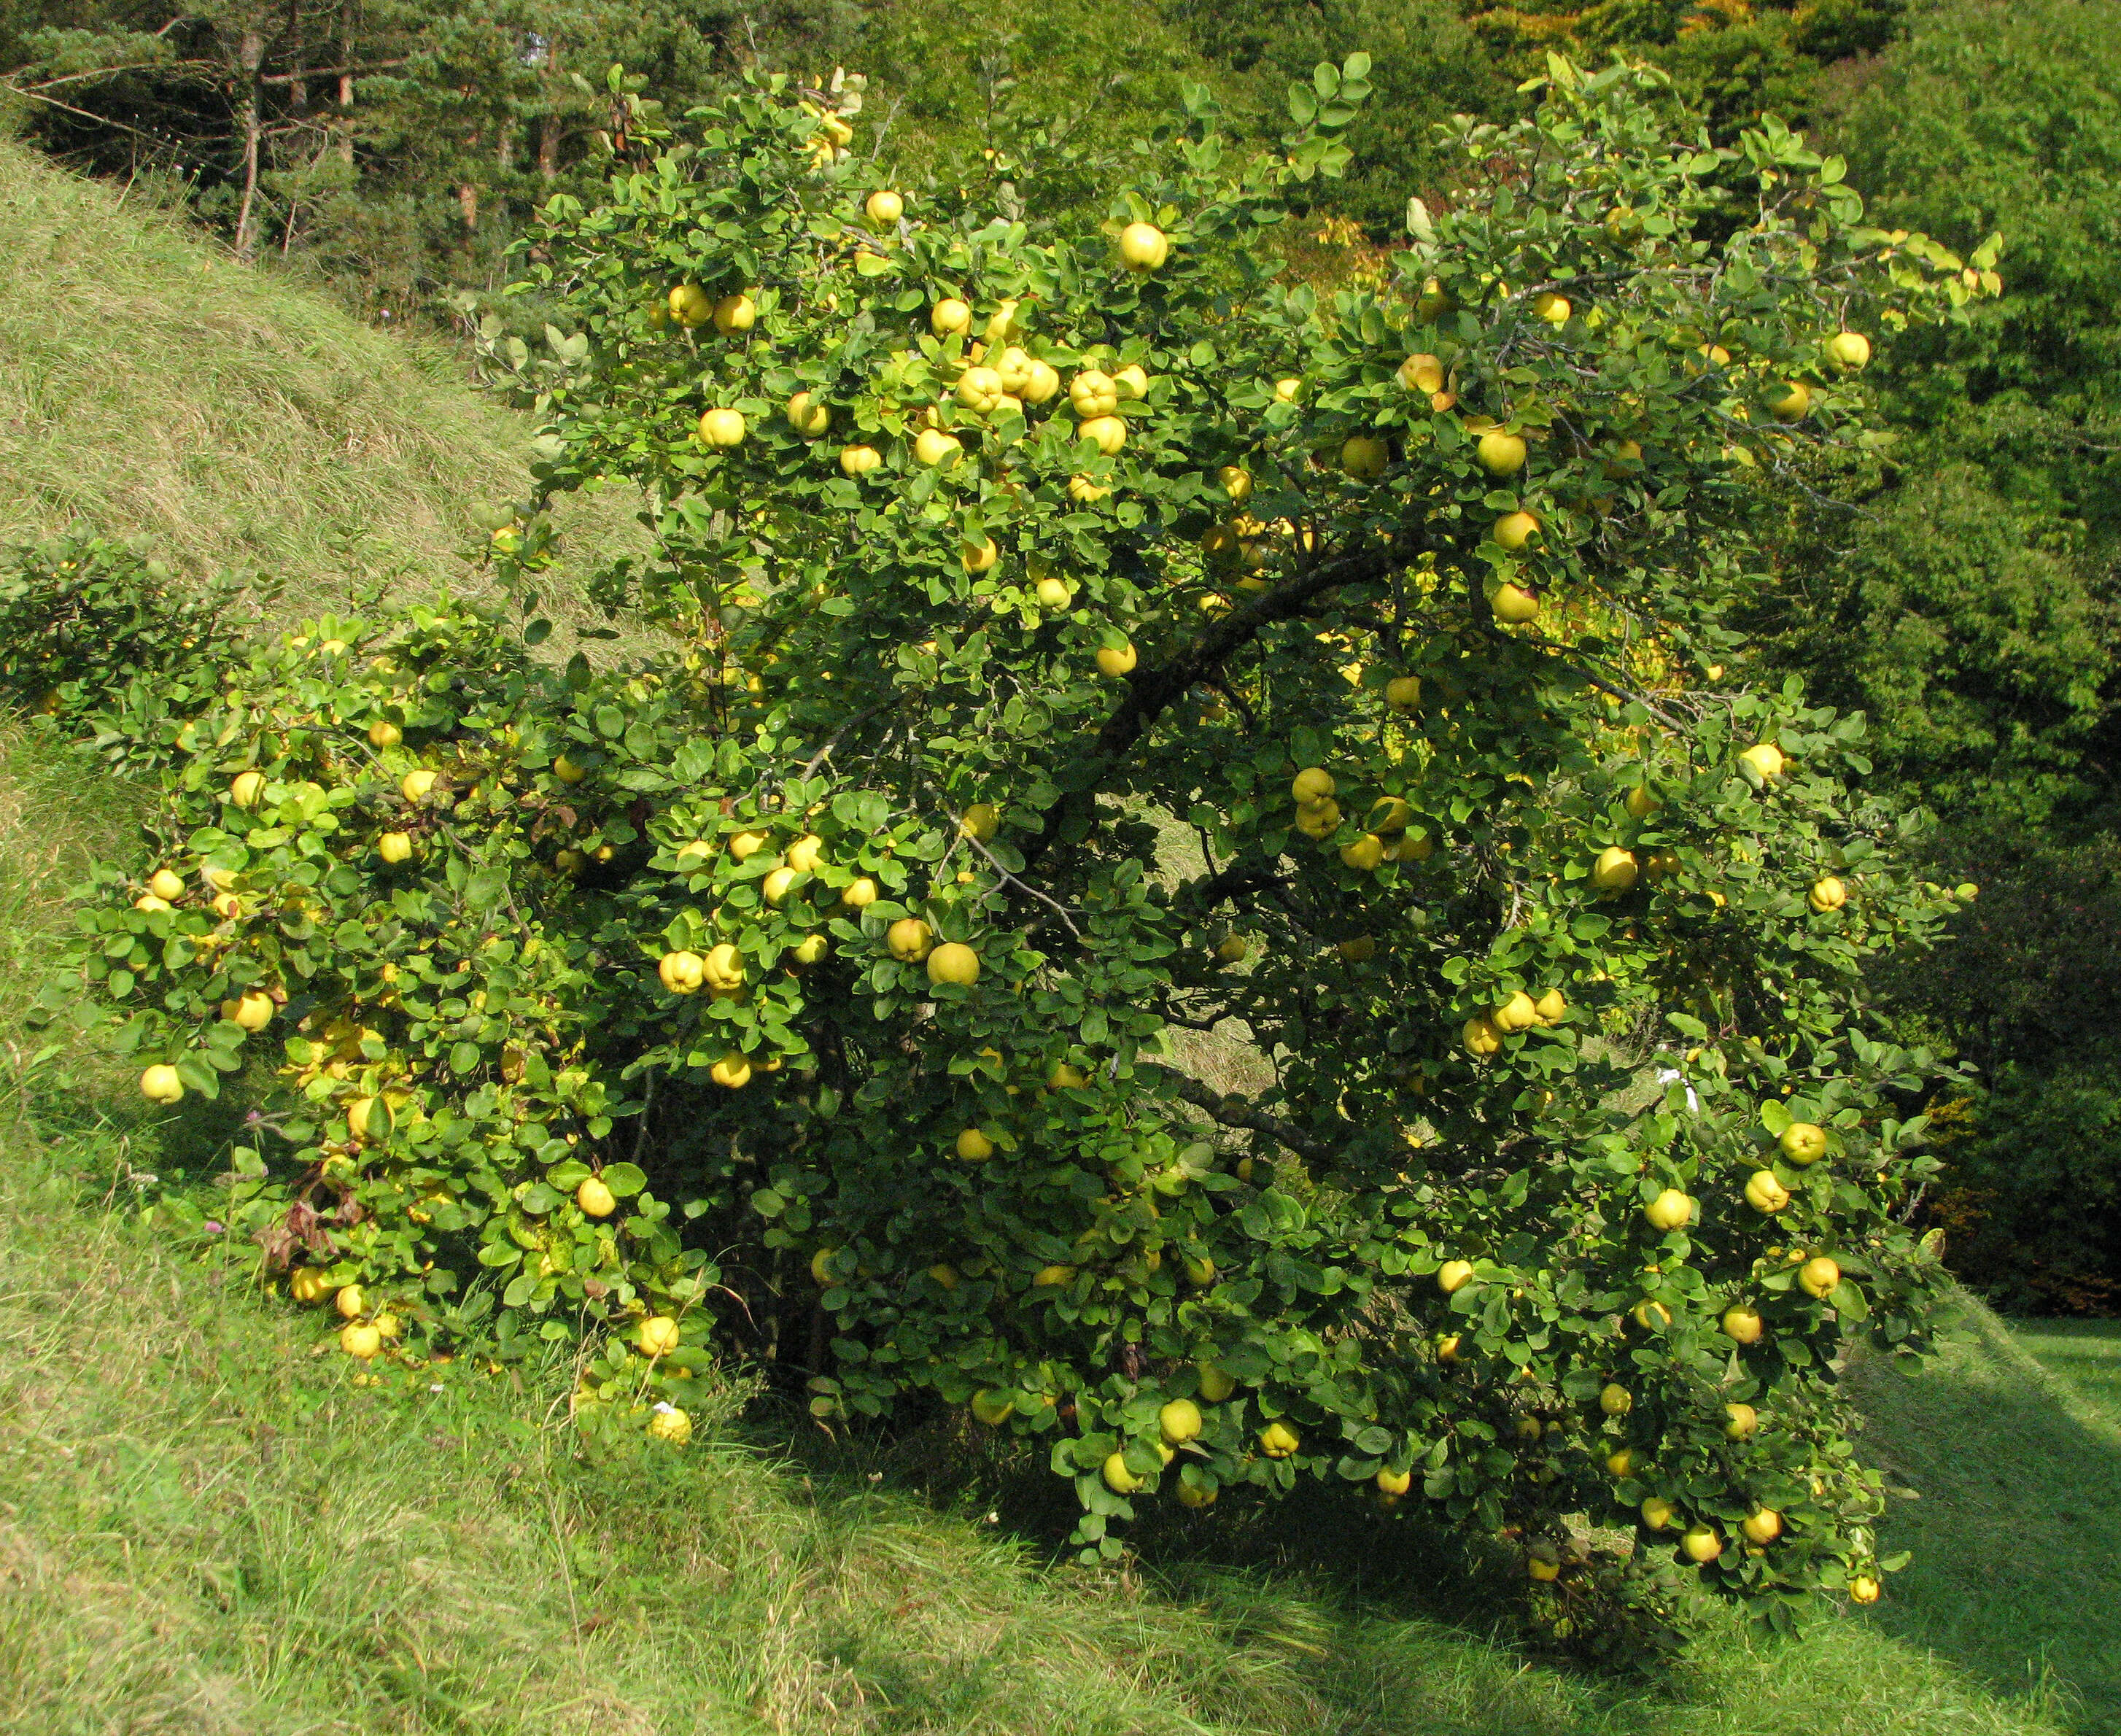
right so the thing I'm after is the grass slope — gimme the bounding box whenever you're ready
[0,133,635,611]
[0,136,2115,1736]
[4,723,2116,1736]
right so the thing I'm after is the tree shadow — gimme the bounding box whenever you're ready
[1845,1298,2121,1733]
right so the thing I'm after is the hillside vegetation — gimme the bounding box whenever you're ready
[0,721,2112,1736]
[0,133,636,610]
[0,53,2115,1736]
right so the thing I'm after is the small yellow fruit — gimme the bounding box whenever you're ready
[930,298,972,338]
[1724,1402,1760,1440]
[378,831,414,865]
[1477,430,1527,475]
[1273,377,1302,403]
[842,877,880,908]
[1118,222,1170,271]
[972,1388,1015,1425]
[712,293,755,335]
[1258,1420,1300,1459]
[698,408,747,447]
[1645,1188,1694,1232]
[336,1283,367,1321]
[913,427,961,467]
[341,1322,382,1360]
[647,1404,693,1445]
[1435,1334,1462,1364]
[230,770,267,809]
[1493,991,1539,1033]
[1176,1479,1217,1508]
[1527,1544,1562,1582]
[1376,1465,1413,1496]
[1769,381,1812,421]
[1104,1451,1145,1493]
[1600,1382,1632,1416]
[1339,834,1385,872]
[1341,434,1389,480]
[667,283,713,327]
[225,991,274,1031]
[1740,742,1786,781]
[1462,1015,1502,1058]
[1492,582,1539,624]
[640,1315,681,1356]
[147,868,185,901]
[1532,291,1571,325]
[1828,331,1871,371]
[1721,1303,1764,1344]
[791,934,829,966]
[961,537,999,574]
[578,1176,616,1217]
[1591,846,1640,895]
[658,951,705,994]
[786,391,831,437]
[1745,1170,1792,1214]
[785,835,826,873]
[887,918,933,962]
[1606,1447,1634,1478]
[955,1127,994,1161]
[1197,1361,1236,1402]
[927,942,980,987]
[1158,1399,1203,1445]
[1397,352,1445,394]
[133,894,172,914]
[840,443,883,476]
[1640,1496,1675,1530]
[1850,1575,1881,1604]
[1799,1255,1842,1299]
[1385,675,1422,712]
[1035,576,1074,611]
[1492,510,1540,551]
[1438,1259,1476,1294]
[1808,875,1848,913]
[1780,1122,1829,1166]
[726,829,769,862]
[762,867,799,906]
[1681,1523,1723,1565]
[1742,1507,1782,1544]
[1624,784,1659,818]
[710,1051,753,1089]
[864,188,904,227]
[1096,641,1138,678]
[1532,988,1567,1025]
[1076,414,1127,455]
[139,1064,185,1105]
[1032,1263,1076,1287]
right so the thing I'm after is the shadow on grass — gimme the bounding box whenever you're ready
[1846,1300,2121,1735]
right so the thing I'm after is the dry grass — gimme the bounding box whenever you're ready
[0,135,643,617]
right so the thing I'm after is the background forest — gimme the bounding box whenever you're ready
[1,0,2114,1313]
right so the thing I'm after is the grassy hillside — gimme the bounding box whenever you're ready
[0,134,636,611]
[0,142,2116,1736]
[1,721,2114,1736]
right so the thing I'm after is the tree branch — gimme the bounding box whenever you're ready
[1023,537,1402,869]
[1145,1064,1338,1166]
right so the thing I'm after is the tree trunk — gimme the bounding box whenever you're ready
[337,72,354,164]
[287,0,309,117]
[539,40,562,177]
[457,182,479,231]
[233,26,265,258]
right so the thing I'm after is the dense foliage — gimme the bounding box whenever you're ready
[1735,0,2121,1311]
[15,55,2003,1642]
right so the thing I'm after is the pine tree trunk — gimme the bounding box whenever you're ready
[234,26,265,258]
[457,182,479,231]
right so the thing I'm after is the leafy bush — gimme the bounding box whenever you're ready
[0,533,263,749]
[41,56,1995,1643]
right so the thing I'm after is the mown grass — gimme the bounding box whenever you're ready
[3,720,2114,1736]
[0,134,641,615]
